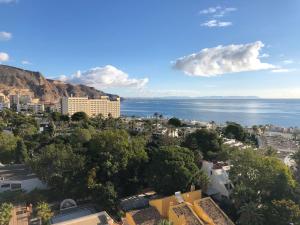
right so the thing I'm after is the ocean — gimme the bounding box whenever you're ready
[121,98,300,127]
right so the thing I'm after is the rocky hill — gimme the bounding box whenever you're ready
[0,65,117,103]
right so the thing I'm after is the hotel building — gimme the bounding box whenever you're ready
[61,96,120,118]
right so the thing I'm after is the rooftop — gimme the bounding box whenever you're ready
[128,207,161,225]
[198,197,235,225]
[172,205,204,225]
[51,208,113,225]
[0,164,37,181]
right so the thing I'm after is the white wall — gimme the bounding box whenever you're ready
[0,178,47,193]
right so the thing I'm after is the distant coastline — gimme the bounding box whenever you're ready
[121,98,300,127]
[124,96,260,100]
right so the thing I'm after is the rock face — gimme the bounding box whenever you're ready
[0,65,117,103]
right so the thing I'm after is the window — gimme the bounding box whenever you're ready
[224,183,232,191]
[11,183,21,190]
[1,184,10,188]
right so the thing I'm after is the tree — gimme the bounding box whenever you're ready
[30,143,85,195]
[0,203,13,225]
[153,112,159,131]
[230,149,296,205]
[183,129,223,160]
[50,112,62,122]
[168,117,181,127]
[146,146,209,195]
[158,219,173,225]
[71,112,88,121]
[36,202,53,225]
[264,199,300,225]
[60,114,70,122]
[88,130,147,178]
[224,122,246,141]
[71,128,92,145]
[237,202,264,225]
[292,149,300,182]
[87,130,148,200]
[14,139,28,163]
[0,132,18,163]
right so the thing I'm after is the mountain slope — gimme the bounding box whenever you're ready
[0,65,117,103]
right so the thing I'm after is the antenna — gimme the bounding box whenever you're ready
[175,191,184,203]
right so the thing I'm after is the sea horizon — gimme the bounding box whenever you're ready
[121,98,300,128]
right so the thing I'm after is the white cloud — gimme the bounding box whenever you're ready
[199,6,237,18]
[0,31,12,41]
[201,20,232,27]
[260,53,270,58]
[173,41,275,77]
[0,52,9,62]
[199,6,221,15]
[199,6,236,28]
[282,60,294,65]
[271,68,296,73]
[214,7,236,18]
[60,65,149,89]
[21,60,32,65]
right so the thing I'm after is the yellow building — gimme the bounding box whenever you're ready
[125,190,235,225]
[61,96,120,118]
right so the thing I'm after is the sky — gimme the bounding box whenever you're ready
[0,0,300,98]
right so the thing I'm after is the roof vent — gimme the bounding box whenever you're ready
[175,191,184,203]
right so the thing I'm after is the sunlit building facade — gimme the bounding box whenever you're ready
[61,96,120,118]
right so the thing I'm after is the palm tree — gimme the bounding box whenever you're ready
[0,203,13,225]
[158,219,173,225]
[36,202,53,225]
[237,202,264,225]
[154,112,159,131]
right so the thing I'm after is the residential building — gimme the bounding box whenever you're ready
[125,190,235,225]
[0,102,10,111]
[0,164,47,193]
[0,93,10,110]
[202,161,233,199]
[9,94,20,105]
[24,103,45,113]
[61,96,120,118]
[0,93,6,103]
[51,199,115,225]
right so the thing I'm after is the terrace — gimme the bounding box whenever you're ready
[198,197,234,225]
[127,207,162,225]
[172,204,205,225]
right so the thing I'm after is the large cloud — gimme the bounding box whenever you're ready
[0,52,9,62]
[173,41,275,77]
[0,31,12,41]
[60,65,149,89]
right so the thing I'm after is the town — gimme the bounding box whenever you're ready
[0,91,300,225]
[1,1,300,224]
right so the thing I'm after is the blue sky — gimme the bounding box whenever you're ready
[0,0,300,98]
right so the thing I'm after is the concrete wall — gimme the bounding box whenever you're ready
[0,178,47,193]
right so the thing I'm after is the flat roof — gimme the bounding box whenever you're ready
[198,197,235,225]
[0,164,38,181]
[129,207,161,225]
[51,210,111,225]
[172,204,204,225]
[51,207,94,224]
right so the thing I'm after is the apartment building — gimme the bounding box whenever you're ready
[202,161,234,199]
[61,96,120,118]
[125,190,235,225]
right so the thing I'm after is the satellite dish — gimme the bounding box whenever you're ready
[60,199,77,211]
